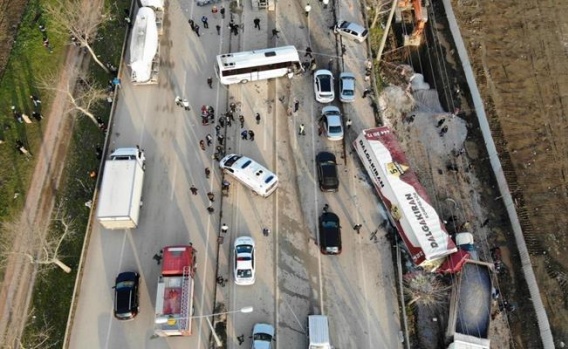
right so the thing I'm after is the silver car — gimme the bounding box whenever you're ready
[313,69,335,103]
[321,106,344,141]
[334,21,369,43]
[339,72,356,103]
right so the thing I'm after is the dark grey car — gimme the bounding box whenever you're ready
[316,152,339,192]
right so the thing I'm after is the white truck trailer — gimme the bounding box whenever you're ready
[354,127,457,270]
[96,147,145,230]
[154,245,196,337]
[308,315,332,349]
[129,0,164,84]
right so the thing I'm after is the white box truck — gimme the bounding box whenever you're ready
[96,147,145,230]
[308,315,332,349]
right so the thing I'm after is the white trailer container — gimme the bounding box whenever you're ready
[308,315,332,349]
[354,127,457,269]
[129,2,164,84]
[96,147,145,230]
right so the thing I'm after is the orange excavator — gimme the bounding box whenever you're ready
[396,0,428,46]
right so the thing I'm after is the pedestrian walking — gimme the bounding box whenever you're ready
[205,167,211,178]
[207,192,215,202]
[218,134,224,145]
[255,113,261,124]
[263,228,270,236]
[175,96,183,107]
[215,125,222,136]
[345,118,352,129]
[436,118,446,128]
[248,130,255,141]
[362,88,372,98]
[190,185,198,195]
[254,18,261,30]
[294,99,300,112]
[407,114,416,123]
[341,44,346,56]
[304,3,311,17]
[220,6,226,19]
[207,76,213,89]
[216,24,221,35]
[226,116,232,127]
[194,24,200,36]
[219,116,225,127]
[201,16,209,29]
[221,223,229,234]
[153,253,163,265]
[241,129,248,140]
[207,206,215,214]
[299,124,305,135]
[206,134,213,146]
[323,204,329,213]
[353,224,363,234]
[440,125,449,137]
[199,140,206,150]
[239,115,245,128]
[305,47,313,58]
[188,19,194,29]
[237,334,245,345]
[272,29,280,38]
[30,95,41,107]
[182,98,190,111]
[310,59,317,75]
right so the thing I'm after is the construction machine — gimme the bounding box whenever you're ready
[396,0,428,46]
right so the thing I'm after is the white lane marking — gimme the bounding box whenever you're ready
[103,232,127,349]
[274,80,280,349]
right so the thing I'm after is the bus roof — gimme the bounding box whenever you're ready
[217,46,300,70]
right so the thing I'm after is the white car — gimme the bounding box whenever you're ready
[234,236,255,285]
[321,106,344,141]
[333,20,369,43]
[251,323,275,349]
[339,72,356,103]
[313,69,335,103]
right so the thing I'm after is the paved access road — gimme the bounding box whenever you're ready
[68,0,402,348]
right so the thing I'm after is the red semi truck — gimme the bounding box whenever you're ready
[354,126,457,270]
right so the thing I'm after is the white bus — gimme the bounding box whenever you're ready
[219,154,278,197]
[216,46,303,85]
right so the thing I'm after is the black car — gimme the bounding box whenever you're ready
[319,212,342,255]
[316,152,339,192]
[113,271,140,320]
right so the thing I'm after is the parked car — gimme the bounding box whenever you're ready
[319,212,342,255]
[316,152,339,192]
[333,20,369,43]
[234,236,256,285]
[339,72,356,103]
[320,106,344,141]
[251,323,275,349]
[113,271,140,320]
[314,69,335,103]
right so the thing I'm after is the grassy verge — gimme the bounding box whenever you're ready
[0,0,67,222]
[20,0,131,347]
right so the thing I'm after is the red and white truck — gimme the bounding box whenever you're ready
[154,245,196,337]
[354,127,457,269]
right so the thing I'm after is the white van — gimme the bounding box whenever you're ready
[219,154,278,197]
[308,315,332,349]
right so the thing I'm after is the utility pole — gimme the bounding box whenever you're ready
[376,0,398,64]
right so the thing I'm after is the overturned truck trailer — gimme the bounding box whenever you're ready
[354,127,457,269]
[129,1,164,84]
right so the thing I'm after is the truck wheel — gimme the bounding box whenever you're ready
[240,79,249,84]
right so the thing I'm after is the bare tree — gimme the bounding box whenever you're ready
[43,0,111,73]
[367,0,393,29]
[0,207,75,274]
[403,271,450,309]
[38,69,107,127]
[15,309,56,349]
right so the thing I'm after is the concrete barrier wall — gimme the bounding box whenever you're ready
[441,1,554,347]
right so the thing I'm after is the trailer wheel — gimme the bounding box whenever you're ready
[240,79,249,84]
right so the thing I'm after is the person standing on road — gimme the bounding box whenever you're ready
[248,130,255,141]
[206,134,213,146]
[305,47,313,58]
[254,18,261,30]
[294,99,300,113]
[188,19,195,29]
[194,24,200,37]
[216,24,221,35]
[190,185,198,195]
[205,167,211,178]
[221,223,229,234]
[239,115,245,128]
[304,3,311,17]
[323,0,329,8]
[207,192,215,202]
[199,140,206,150]
[220,6,226,19]
[353,224,362,234]
[272,28,280,38]
[255,113,261,124]
[207,77,213,89]
[299,124,305,135]
[345,118,352,129]
[201,16,209,29]
[241,129,248,140]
